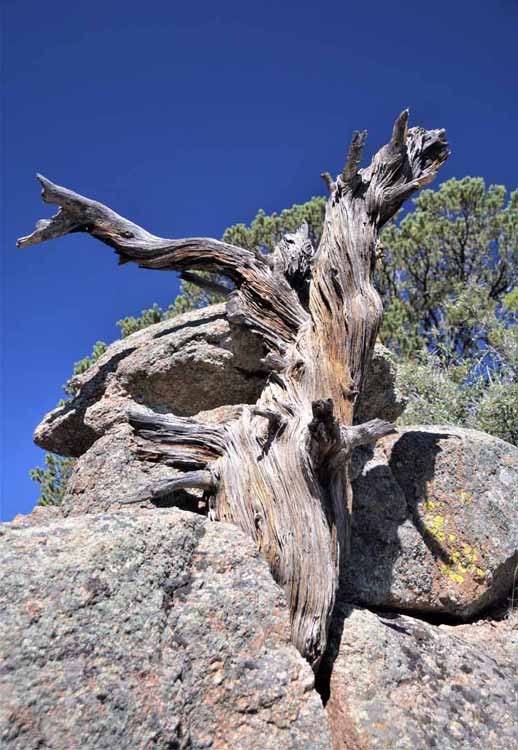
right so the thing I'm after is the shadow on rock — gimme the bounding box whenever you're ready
[318,426,518,704]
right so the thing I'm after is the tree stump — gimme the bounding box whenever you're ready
[18,111,448,667]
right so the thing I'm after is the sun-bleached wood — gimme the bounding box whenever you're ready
[18,111,448,667]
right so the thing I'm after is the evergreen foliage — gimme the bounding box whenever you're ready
[30,454,75,507]
[381,178,518,445]
[30,180,517,505]
[378,178,517,360]
[221,199,326,252]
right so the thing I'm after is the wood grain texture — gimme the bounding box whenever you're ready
[19,111,448,667]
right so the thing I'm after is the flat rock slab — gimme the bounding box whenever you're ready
[324,606,518,750]
[0,509,331,750]
[33,304,265,457]
[33,300,405,459]
[347,425,518,617]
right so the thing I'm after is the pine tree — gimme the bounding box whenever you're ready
[30,454,75,507]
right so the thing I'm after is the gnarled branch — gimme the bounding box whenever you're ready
[320,171,335,193]
[17,174,257,280]
[127,408,226,469]
[18,174,308,353]
[363,111,449,225]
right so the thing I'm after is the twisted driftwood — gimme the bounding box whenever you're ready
[18,111,448,667]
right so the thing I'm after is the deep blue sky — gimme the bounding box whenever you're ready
[2,0,517,520]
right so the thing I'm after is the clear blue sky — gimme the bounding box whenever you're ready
[2,0,517,520]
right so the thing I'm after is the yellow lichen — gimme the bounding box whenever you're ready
[439,562,465,583]
[423,498,487,587]
[428,515,445,533]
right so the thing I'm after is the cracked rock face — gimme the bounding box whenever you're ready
[0,509,331,750]
[347,425,518,618]
[323,606,518,750]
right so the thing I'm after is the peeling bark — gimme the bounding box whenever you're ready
[19,112,448,666]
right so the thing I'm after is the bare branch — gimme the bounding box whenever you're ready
[127,408,226,469]
[18,174,308,355]
[405,125,450,187]
[115,469,217,505]
[306,405,394,466]
[17,174,259,283]
[389,108,409,150]
[362,112,449,226]
[320,171,335,193]
[341,419,396,451]
[342,130,368,183]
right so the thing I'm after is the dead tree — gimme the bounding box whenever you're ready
[18,111,448,667]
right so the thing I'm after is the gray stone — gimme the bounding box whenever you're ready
[33,304,265,458]
[7,505,61,529]
[324,606,518,750]
[0,508,331,750]
[439,614,518,666]
[346,425,518,618]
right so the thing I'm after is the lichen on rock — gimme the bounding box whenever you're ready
[346,425,518,617]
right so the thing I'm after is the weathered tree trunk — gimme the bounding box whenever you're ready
[18,111,448,667]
